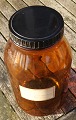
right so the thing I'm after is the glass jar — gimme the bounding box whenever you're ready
[4,6,72,116]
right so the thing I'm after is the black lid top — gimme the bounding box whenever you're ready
[9,6,64,50]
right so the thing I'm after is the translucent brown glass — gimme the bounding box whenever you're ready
[4,36,72,116]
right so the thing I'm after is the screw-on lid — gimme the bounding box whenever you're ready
[9,6,64,50]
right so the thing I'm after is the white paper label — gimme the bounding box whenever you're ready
[19,85,55,101]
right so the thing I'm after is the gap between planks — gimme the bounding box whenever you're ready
[39,0,76,33]
[71,0,76,4]
[6,0,28,10]
[55,0,76,18]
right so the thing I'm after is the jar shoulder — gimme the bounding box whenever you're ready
[4,37,72,75]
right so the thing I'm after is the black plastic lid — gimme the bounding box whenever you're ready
[9,6,64,50]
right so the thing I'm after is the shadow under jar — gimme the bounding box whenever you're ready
[4,6,72,116]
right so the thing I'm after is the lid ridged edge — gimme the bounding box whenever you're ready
[10,27,64,50]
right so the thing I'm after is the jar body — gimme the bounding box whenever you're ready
[4,36,72,116]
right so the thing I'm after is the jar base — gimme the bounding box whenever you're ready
[18,100,61,116]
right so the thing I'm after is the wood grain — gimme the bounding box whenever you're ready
[58,109,76,120]
[0,90,20,120]
[7,0,27,10]
[40,0,76,33]
[0,12,9,40]
[71,0,76,3]
[64,24,76,50]
[68,70,76,97]
[61,90,76,113]
[56,0,76,17]
[0,34,6,60]
[72,50,76,68]
[0,0,15,20]
[0,13,9,40]
[0,59,30,120]
[23,0,43,5]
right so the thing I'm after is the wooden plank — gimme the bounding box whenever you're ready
[68,70,76,97]
[0,34,6,60]
[64,24,76,50]
[0,90,20,120]
[0,59,29,120]
[23,0,43,5]
[58,70,76,114]
[72,0,76,3]
[58,109,76,120]
[0,58,64,120]
[40,0,76,33]
[7,0,27,10]
[42,109,63,120]
[56,0,76,17]
[72,49,76,68]
[61,90,76,113]
[0,0,15,20]
[0,12,9,40]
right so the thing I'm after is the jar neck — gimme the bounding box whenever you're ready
[9,27,64,50]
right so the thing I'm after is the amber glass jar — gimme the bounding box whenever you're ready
[4,6,72,116]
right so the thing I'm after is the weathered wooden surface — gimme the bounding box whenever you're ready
[7,0,27,10]
[0,0,76,120]
[56,0,76,17]
[40,0,76,33]
[0,90,20,120]
[72,0,76,3]
[58,109,76,120]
